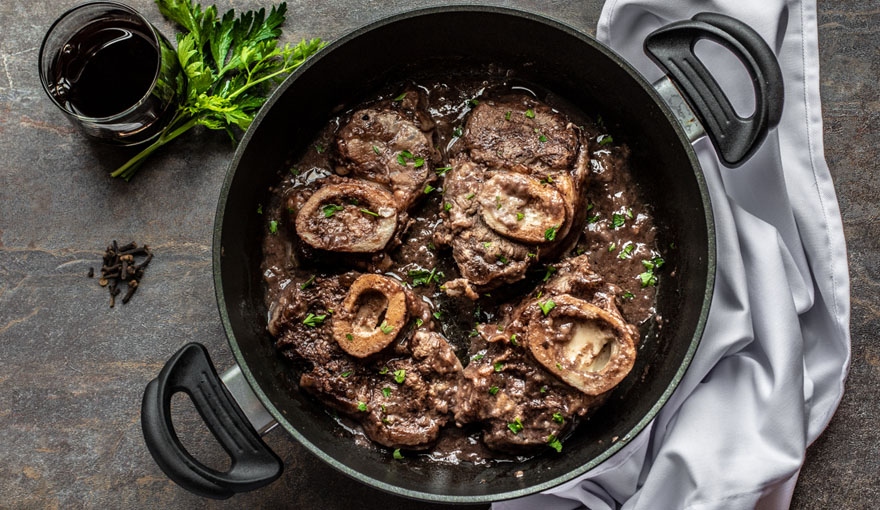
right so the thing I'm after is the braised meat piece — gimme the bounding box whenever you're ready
[436,94,591,297]
[454,254,637,453]
[268,272,463,451]
[335,89,440,211]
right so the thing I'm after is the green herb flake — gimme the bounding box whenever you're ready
[588,214,601,224]
[424,184,436,194]
[493,361,504,372]
[599,134,614,146]
[300,275,316,290]
[453,126,463,137]
[547,434,563,453]
[314,144,325,154]
[432,311,442,320]
[609,243,617,252]
[465,192,476,200]
[372,145,381,155]
[414,318,424,327]
[393,92,407,101]
[618,243,635,260]
[498,255,509,265]
[540,385,548,394]
[538,134,548,143]
[552,412,565,424]
[516,211,524,221]
[379,367,389,375]
[505,111,512,120]
[256,204,263,215]
[357,401,367,412]
[393,369,406,384]
[612,213,626,228]
[409,267,443,287]
[341,371,352,378]
[544,225,559,241]
[444,202,453,212]
[392,448,404,460]
[543,265,557,282]
[468,98,480,107]
[489,386,500,395]
[472,353,485,361]
[322,203,344,218]
[359,208,380,217]
[268,220,279,234]
[508,417,524,434]
[509,334,518,346]
[302,313,327,327]
[345,333,354,341]
[379,321,394,335]
[524,109,536,119]
[622,291,635,299]
[539,299,556,316]
[381,387,392,398]
[435,165,452,175]
[639,271,658,287]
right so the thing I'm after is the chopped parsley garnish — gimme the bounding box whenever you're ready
[432,311,442,320]
[314,144,325,153]
[588,214,601,224]
[372,145,381,154]
[516,212,524,221]
[322,203,344,218]
[409,267,443,286]
[357,401,367,412]
[539,299,556,315]
[599,134,614,146]
[505,111,512,120]
[547,434,563,452]
[444,202,453,212]
[524,109,536,119]
[538,134,548,143]
[509,334,518,346]
[618,243,635,259]
[468,329,479,338]
[392,448,404,460]
[340,371,352,378]
[393,92,407,101]
[300,275,316,290]
[468,98,480,107]
[381,387,392,398]
[345,333,353,341]
[393,369,406,384]
[543,265,557,282]
[414,318,424,327]
[508,417,524,434]
[435,165,452,175]
[472,353,485,361]
[256,204,263,214]
[552,412,565,424]
[424,184,436,194]
[268,220,279,234]
[622,291,635,299]
[379,367,389,375]
[497,255,509,265]
[302,313,326,327]
[609,243,617,252]
[465,192,475,200]
[493,361,504,372]
[379,321,394,334]
[489,386,500,395]
[612,213,626,228]
[495,195,503,209]
[359,208,379,217]
[639,271,659,287]
[544,225,559,241]
[453,126,463,137]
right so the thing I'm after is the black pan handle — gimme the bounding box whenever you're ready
[141,342,283,499]
[644,12,784,167]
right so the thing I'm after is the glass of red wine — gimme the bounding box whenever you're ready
[39,2,183,145]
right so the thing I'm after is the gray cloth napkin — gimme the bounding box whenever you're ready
[495,0,851,508]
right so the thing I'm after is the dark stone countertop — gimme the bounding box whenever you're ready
[0,0,876,508]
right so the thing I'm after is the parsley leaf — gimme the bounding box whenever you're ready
[111,1,325,180]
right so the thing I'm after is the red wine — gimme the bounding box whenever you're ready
[50,20,159,118]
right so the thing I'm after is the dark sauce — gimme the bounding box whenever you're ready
[261,73,662,464]
[49,22,158,118]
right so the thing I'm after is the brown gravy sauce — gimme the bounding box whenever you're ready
[261,74,661,464]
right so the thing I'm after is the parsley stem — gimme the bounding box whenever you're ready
[110,111,199,180]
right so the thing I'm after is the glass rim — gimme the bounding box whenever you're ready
[38,1,165,123]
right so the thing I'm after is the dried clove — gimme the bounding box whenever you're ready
[94,240,153,307]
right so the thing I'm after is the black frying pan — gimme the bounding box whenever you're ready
[141,6,782,503]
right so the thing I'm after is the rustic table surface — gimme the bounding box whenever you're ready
[1,0,876,508]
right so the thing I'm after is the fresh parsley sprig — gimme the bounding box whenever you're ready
[110,0,325,180]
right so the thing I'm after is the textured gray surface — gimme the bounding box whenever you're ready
[0,0,876,508]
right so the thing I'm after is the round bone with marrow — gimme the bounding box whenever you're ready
[524,294,637,396]
[332,273,409,358]
[295,180,398,253]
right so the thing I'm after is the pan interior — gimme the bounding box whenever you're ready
[213,6,713,503]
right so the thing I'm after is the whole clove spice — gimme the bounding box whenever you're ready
[95,241,153,307]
